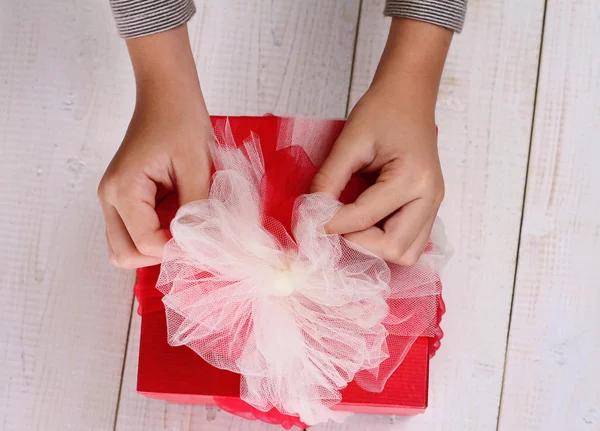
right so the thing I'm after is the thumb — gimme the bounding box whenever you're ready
[310,132,365,198]
[114,186,170,259]
[175,149,212,207]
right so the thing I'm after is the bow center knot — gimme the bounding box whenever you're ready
[267,264,296,297]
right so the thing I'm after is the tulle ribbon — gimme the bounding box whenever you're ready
[157,120,450,425]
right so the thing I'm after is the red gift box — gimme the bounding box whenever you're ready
[134,116,443,429]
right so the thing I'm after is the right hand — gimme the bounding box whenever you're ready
[98,25,212,269]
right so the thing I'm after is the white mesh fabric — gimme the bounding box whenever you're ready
[156,119,450,425]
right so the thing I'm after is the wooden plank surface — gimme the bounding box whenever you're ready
[0,1,139,430]
[114,2,360,430]
[189,0,360,118]
[312,1,545,430]
[497,0,600,429]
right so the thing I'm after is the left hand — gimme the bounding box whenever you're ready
[311,84,443,266]
[311,18,451,265]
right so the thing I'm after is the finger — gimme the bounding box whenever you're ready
[103,204,162,269]
[344,199,431,265]
[113,179,169,258]
[398,214,436,266]
[326,176,412,235]
[176,148,212,206]
[380,199,432,263]
[310,131,369,197]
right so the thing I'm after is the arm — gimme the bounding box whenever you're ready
[312,17,454,265]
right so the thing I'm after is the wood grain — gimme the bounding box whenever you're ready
[114,1,360,430]
[313,1,545,430]
[0,1,138,430]
[189,1,359,118]
[498,0,600,429]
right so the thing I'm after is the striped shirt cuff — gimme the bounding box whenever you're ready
[110,0,196,39]
[385,0,467,33]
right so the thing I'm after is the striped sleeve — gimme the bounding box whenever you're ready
[110,0,196,39]
[385,0,467,33]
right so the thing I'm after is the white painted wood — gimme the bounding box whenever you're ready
[0,1,139,430]
[189,1,360,118]
[313,1,545,430]
[114,2,359,429]
[497,0,600,429]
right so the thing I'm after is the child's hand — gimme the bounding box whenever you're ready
[98,25,211,268]
[312,18,452,265]
[313,83,443,265]
[98,97,212,269]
